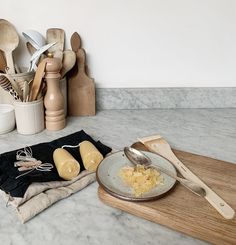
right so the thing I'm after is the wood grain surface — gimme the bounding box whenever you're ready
[68,32,95,116]
[0,50,7,72]
[68,47,95,116]
[98,142,236,245]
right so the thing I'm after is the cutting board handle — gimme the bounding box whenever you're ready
[76,49,86,73]
[142,140,235,219]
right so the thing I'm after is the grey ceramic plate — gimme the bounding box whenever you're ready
[96,150,177,201]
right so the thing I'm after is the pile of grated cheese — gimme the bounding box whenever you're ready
[119,164,163,197]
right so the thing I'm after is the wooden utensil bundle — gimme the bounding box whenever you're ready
[24,28,76,79]
[0,21,94,115]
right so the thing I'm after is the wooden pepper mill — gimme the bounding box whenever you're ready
[44,54,65,130]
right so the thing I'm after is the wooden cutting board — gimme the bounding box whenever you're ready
[98,142,236,245]
[68,32,95,116]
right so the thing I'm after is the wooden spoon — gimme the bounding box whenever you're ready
[0,19,19,74]
[46,28,65,60]
[26,42,36,55]
[23,80,30,102]
[0,50,7,72]
[60,50,76,78]
[70,32,81,52]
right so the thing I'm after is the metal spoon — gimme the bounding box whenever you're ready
[124,147,206,197]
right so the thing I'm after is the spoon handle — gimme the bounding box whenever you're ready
[151,165,206,197]
[5,52,15,74]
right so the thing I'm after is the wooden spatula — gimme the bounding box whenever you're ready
[46,28,64,60]
[138,135,235,219]
[28,59,47,101]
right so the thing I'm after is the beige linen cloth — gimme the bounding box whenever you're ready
[0,170,96,223]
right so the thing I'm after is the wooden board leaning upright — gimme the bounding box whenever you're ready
[67,32,95,116]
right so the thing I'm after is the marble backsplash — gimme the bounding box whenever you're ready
[1,86,235,110]
[96,87,236,109]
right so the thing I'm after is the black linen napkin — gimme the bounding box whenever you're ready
[0,130,112,197]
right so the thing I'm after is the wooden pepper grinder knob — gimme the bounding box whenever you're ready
[44,54,65,130]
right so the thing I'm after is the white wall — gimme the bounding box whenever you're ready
[2,0,236,88]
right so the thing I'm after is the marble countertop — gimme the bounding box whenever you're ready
[0,108,235,245]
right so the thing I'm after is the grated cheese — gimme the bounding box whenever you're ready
[119,164,163,197]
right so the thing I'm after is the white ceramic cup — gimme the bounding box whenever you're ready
[14,98,45,135]
[0,104,15,134]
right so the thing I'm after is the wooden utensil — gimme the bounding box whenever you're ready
[68,48,95,116]
[0,50,7,72]
[98,142,236,245]
[26,42,38,70]
[138,135,235,220]
[46,28,64,60]
[28,59,47,101]
[70,32,81,52]
[23,80,30,102]
[26,42,36,55]
[0,74,21,100]
[0,73,22,98]
[60,50,76,78]
[68,31,95,116]
[0,19,19,74]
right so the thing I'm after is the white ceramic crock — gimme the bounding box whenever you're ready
[0,104,15,134]
[14,97,45,135]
